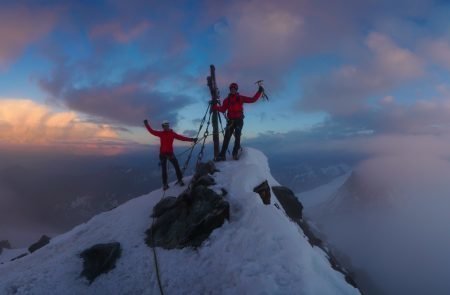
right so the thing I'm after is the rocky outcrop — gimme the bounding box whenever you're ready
[191,161,218,187]
[0,240,11,254]
[253,180,271,205]
[79,242,122,284]
[272,185,359,291]
[146,161,229,249]
[271,186,303,219]
[146,185,229,249]
[28,235,51,253]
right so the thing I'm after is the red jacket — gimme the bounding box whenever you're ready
[145,122,193,155]
[212,90,262,119]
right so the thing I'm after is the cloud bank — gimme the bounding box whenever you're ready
[0,99,128,154]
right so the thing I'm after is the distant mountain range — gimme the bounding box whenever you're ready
[0,148,355,247]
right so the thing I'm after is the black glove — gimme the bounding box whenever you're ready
[258,85,264,93]
[210,103,217,113]
[144,119,148,125]
[192,137,198,143]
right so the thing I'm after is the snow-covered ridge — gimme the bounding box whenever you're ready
[0,147,359,295]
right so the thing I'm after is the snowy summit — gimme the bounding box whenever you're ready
[0,148,360,295]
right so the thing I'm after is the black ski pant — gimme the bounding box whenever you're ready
[220,118,244,157]
[160,153,183,185]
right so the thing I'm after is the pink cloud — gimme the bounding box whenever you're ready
[200,0,436,91]
[366,32,424,80]
[422,38,450,70]
[0,5,58,69]
[226,1,305,66]
[0,99,129,155]
[90,20,151,43]
[380,95,395,105]
[300,32,425,115]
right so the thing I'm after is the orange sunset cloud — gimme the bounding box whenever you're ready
[0,99,125,155]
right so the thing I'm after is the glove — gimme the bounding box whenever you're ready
[192,137,198,143]
[258,85,265,93]
[144,119,148,125]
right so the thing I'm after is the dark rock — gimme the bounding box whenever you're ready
[194,175,216,187]
[0,240,11,249]
[299,219,358,289]
[79,242,122,284]
[0,240,11,254]
[191,161,219,188]
[152,196,178,218]
[272,186,303,220]
[195,161,218,178]
[298,219,323,247]
[28,235,51,253]
[10,253,28,261]
[253,180,271,205]
[146,185,230,249]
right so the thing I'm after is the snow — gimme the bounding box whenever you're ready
[0,147,359,295]
[296,172,351,208]
[0,248,28,264]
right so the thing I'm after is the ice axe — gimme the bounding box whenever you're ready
[255,80,269,101]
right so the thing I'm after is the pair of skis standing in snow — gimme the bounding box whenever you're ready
[144,82,265,190]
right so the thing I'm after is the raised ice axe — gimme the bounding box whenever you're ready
[255,80,269,101]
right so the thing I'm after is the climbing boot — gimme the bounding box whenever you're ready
[215,154,226,162]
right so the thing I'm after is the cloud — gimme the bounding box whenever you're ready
[36,1,201,128]
[367,32,424,80]
[300,32,425,116]
[40,75,195,127]
[312,136,450,294]
[422,38,450,70]
[319,95,450,136]
[247,116,450,161]
[65,83,194,126]
[222,1,305,68]
[0,99,131,155]
[200,0,434,89]
[18,0,450,139]
[90,20,151,43]
[38,57,197,127]
[0,5,58,69]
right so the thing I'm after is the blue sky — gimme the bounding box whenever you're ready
[1,0,450,155]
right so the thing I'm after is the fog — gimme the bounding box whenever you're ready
[0,148,163,247]
[304,137,450,295]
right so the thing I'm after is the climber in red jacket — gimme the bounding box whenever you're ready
[212,82,263,160]
[144,119,197,190]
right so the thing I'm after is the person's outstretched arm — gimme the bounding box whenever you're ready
[173,132,196,142]
[144,120,162,137]
[241,88,263,103]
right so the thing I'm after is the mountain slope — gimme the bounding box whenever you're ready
[0,148,359,295]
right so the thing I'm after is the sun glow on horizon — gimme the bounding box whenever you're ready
[0,98,129,155]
